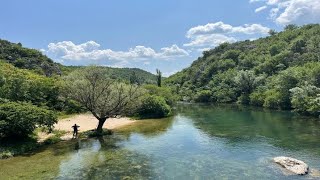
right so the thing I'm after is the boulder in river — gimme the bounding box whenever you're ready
[273,156,309,175]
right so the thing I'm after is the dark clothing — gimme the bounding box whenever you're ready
[72,125,79,132]
[72,124,80,138]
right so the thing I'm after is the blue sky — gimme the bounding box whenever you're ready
[1,0,319,76]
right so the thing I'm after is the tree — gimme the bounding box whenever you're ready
[137,95,171,118]
[64,66,143,134]
[284,24,298,31]
[0,102,57,138]
[234,70,265,104]
[290,84,320,116]
[234,70,260,95]
[129,71,140,85]
[268,29,277,36]
[156,69,162,87]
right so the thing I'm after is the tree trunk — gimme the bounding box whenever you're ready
[96,118,107,135]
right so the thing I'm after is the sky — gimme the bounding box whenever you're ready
[1,0,320,76]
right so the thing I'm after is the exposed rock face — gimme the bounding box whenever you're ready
[273,156,309,175]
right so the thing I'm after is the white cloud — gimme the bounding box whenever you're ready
[250,0,320,25]
[45,41,189,64]
[159,44,189,58]
[255,6,268,13]
[250,0,264,3]
[184,21,269,49]
[186,21,269,38]
[184,34,236,47]
[275,0,320,25]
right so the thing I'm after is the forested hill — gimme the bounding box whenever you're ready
[61,66,157,84]
[0,39,157,83]
[0,39,62,76]
[166,24,320,116]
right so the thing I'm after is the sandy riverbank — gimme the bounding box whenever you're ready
[38,114,136,142]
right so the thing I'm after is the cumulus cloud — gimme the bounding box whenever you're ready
[250,0,320,25]
[255,6,268,13]
[44,41,188,65]
[159,44,189,58]
[184,21,269,49]
[186,21,269,38]
[184,34,236,47]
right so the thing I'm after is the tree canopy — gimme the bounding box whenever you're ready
[166,24,320,116]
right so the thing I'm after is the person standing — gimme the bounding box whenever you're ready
[72,124,80,138]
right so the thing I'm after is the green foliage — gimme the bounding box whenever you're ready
[0,62,62,110]
[166,24,320,116]
[156,69,162,87]
[129,71,141,85]
[0,102,57,138]
[62,66,157,84]
[143,84,178,106]
[249,89,266,106]
[137,95,171,118]
[194,90,212,103]
[290,84,320,116]
[0,39,61,76]
[0,151,13,159]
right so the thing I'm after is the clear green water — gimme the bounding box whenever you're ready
[1,104,320,180]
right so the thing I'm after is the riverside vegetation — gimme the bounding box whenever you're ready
[0,39,176,157]
[166,24,320,117]
[1,24,320,159]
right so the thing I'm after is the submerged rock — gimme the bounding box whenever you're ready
[273,156,309,175]
[310,169,320,178]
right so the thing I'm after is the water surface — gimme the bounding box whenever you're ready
[1,104,320,179]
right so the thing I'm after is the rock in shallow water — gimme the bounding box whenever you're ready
[273,156,309,175]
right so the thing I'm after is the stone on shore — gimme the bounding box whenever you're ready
[273,156,309,175]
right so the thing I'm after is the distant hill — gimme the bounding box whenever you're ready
[0,39,157,83]
[61,66,157,84]
[166,24,320,115]
[0,39,62,76]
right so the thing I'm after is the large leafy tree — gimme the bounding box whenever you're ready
[64,66,143,134]
[0,102,57,138]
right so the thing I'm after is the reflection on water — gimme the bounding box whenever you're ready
[1,103,320,180]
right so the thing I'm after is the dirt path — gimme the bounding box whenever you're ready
[38,114,136,141]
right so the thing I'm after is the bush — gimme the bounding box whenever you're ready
[0,102,57,138]
[263,89,282,109]
[290,85,320,116]
[137,95,171,118]
[237,94,250,105]
[64,99,85,114]
[250,91,265,106]
[0,151,13,159]
[194,90,212,103]
[143,84,178,106]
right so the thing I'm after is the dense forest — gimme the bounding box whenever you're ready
[166,24,320,117]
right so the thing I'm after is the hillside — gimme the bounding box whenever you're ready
[166,24,320,116]
[0,39,62,76]
[0,39,157,83]
[61,66,157,84]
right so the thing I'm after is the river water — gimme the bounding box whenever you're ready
[1,103,320,179]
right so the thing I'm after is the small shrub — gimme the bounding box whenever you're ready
[138,95,171,118]
[263,90,281,109]
[0,151,13,159]
[194,90,212,103]
[237,94,250,105]
[250,91,265,106]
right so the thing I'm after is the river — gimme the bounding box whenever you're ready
[1,103,320,179]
